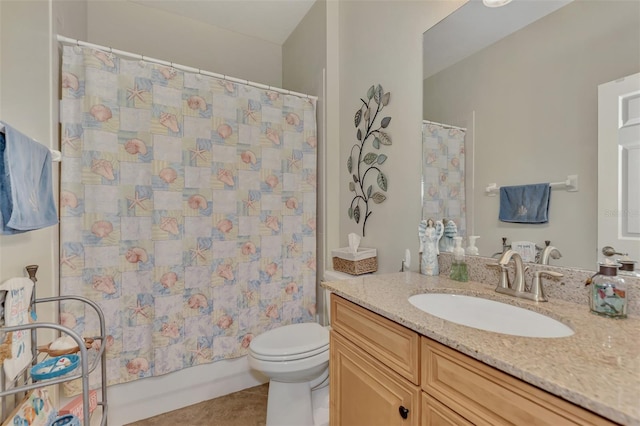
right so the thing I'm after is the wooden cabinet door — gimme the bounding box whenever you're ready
[331,294,420,384]
[330,331,420,426]
[421,338,615,426]
[422,392,473,426]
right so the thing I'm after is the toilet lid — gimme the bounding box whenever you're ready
[250,322,329,358]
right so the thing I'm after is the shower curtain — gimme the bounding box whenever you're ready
[59,45,317,387]
[422,121,466,238]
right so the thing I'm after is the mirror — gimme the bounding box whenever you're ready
[422,0,640,270]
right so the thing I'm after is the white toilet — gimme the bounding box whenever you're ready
[248,269,361,426]
[248,322,329,426]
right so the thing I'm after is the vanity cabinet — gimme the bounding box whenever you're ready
[330,294,615,426]
[330,332,420,426]
[421,338,614,426]
[330,293,420,425]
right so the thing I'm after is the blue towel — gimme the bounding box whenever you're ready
[0,122,57,234]
[499,183,550,224]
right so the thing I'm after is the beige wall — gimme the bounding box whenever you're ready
[283,0,326,96]
[54,0,88,39]
[1,0,56,413]
[337,0,464,274]
[0,0,58,327]
[282,0,329,321]
[423,0,640,269]
[86,1,283,87]
[324,0,340,276]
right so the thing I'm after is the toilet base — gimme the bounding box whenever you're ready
[311,384,330,426]
[266,380,313,426]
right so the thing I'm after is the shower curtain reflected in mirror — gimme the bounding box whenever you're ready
[421,120,467,239]
[59,45,317,389]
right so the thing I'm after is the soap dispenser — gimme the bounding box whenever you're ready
[466,236,479,256]
[450,236,468,282]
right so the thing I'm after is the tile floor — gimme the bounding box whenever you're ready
[126,384,269,426]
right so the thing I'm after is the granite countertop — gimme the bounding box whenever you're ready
[322,272,640,425]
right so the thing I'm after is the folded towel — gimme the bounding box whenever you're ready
[499,183,550,224]
[0,122,57,234]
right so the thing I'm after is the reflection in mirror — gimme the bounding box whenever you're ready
[422,0,640,270]
[598,72,640,266]
[421,120,468,241]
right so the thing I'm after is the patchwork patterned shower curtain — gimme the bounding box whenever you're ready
[421,121,466,238]
[59,45,317,386]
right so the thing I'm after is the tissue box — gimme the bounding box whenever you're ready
[331,248,377,275]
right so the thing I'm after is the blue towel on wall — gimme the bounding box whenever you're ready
[499,183,551,224]
[0,122,58,234]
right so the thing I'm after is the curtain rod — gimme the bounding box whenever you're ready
[57,35,319,101]
[423,119,466,132]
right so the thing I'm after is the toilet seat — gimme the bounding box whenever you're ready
[250,343,329,362]
[249,322,329,362]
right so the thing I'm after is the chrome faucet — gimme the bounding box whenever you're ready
[491,246,565,302]
[540,245,562,265]
[493,249,562,302]
[496,250,526,294]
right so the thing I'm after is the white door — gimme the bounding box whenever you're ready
[598,73,640,263]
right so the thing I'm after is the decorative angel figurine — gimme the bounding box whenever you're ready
[439,218,458,253]
[419,218,444,276]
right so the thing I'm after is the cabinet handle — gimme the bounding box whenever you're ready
[399,405,409,419]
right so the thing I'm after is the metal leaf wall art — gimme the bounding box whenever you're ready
[347,84,391,237]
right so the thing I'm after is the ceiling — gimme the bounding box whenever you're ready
[130,0,317,45]
[423,0,572,79]
[128,0,572,77]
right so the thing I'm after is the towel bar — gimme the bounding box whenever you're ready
[485,175,578,196]
[0,123,61,162]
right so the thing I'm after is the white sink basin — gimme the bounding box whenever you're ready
[408,293,574,338]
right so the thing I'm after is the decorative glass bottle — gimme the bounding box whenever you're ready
[589,264,627,319]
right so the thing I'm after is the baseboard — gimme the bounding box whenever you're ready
[106,356,267,425]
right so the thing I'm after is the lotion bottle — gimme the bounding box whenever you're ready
[450,237,468,282]
[466,236,479,256]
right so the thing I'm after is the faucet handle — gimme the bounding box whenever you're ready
[537,271,563,279]
[531,270,563,302]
